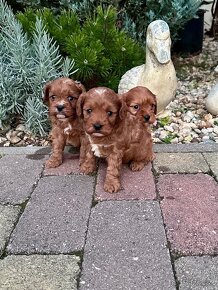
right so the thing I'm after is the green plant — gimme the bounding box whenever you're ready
[157,116,171,127]
[0,0,76,135]
[17,5,144,90]
[120,0,212,44]
[162,133,178,144]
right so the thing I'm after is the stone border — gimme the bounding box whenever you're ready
[0,143,218,156]
[154,143,218,153]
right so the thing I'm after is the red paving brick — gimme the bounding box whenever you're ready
[44,153,80,176]
[158,173,218,255]
[95,161,156,201]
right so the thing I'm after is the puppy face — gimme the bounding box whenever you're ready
[121,86,157,124]
[77,87,125,137]
[43,77,85,120]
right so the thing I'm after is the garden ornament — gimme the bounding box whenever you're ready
[118,19,177,115]
[205,83,218,115]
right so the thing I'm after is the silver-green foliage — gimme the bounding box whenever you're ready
[121,0,207,44]
[0,0,76,135]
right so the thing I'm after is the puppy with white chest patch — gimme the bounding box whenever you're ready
[77,87,126,193]
[43,77,86,168]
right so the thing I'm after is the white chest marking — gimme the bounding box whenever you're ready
[91,143,101,157]
[64,123,72,135]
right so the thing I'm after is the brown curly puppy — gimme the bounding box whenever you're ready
[43,77,85,168]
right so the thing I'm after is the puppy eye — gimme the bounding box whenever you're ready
[86,109,92,114]
[133,105,140,110]
[107,111,113,116]
[68,96,75,101]
[49,95,56,101]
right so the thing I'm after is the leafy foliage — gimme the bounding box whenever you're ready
[17,5,144,90]
[120,0,211,44]
[0,0,76,135]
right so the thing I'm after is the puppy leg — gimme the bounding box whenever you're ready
[104,153,122,193]
[80,145,96,174]
[46,131,66,168]
[130,139,155,171]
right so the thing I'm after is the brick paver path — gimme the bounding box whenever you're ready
[0,144,218,289]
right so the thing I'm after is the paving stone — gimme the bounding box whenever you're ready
[0,155,45,204]
[203,152,218,180]
[153,152,209,174]
[0,255,80,290]
[154,143,218,153]
[158,173,218,255]
[44,153,81,176]
[0,146,51,155]
[95,162,156,201]
[80,201,176,290]
[8,175,94,254]
[175,256,218,290]
[0,205,20,257]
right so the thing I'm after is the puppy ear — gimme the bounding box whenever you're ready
[76,93,87,118]
[153,94,157,115]
[43,81,52,105]
[75,81,86,93]
[118,95,128,120]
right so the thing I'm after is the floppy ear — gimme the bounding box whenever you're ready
[75,81,86,94]
[76,93,87,118]
[118,94,128,120]
[43,81,52,105]
[153,94,157,115]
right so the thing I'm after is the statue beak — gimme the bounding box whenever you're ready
[153,39,171,64]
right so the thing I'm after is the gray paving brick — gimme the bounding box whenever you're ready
[175,256,218,290]
[8,175,94,254]
[153,152,209,174]
[0,154,45,204]
[0,146,51,155]
[154,143,218,153]
[80,201,176,290]
[0,205,20,257]
[204,152,218,180]
[0,255,80,290]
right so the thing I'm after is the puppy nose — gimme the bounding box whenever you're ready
[144,115,150,122]
[93,123,103,131]
[56,104,64,112]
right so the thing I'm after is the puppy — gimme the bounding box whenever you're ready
[77,87,126,192]
[121,86,156,171]
[43,77,85,168]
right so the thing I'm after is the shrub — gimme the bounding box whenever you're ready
[17,5,144,90]
[120,0,212,44]
[0,0,76,135]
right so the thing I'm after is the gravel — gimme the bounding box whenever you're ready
[0,36,217,147]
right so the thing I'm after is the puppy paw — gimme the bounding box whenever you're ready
[80,163,96,175]
[45,158,62,168]
[129,161,145,171]
[104,180,121,193]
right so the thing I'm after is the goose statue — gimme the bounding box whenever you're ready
[118,20,177,115]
